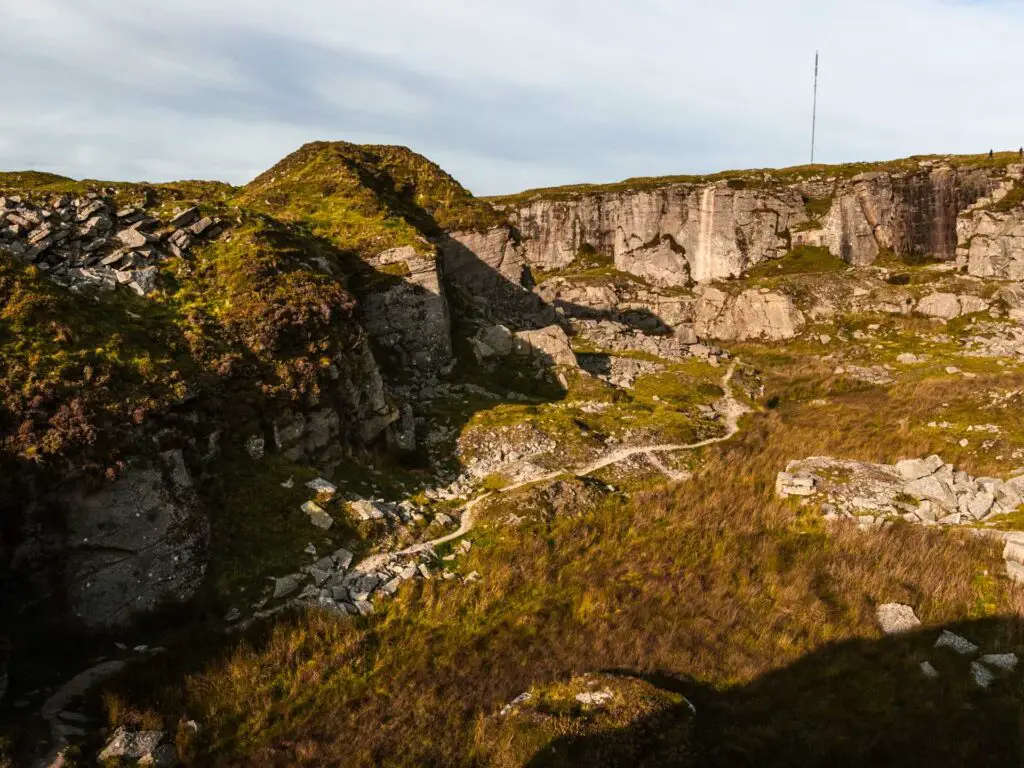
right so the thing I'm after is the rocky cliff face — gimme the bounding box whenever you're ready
[957,164,1024,279]
[27,450,208,629]
[437,227,555,327]
[796,165,994,265]
[361,246,453,374]
[493,161,1010,285]
[506,184,805,286]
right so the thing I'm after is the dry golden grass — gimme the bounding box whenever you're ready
[101,356,1024,766]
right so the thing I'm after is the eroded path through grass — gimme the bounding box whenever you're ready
[395,359,748,557]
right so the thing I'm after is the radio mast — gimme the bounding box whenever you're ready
[811,51,819,164]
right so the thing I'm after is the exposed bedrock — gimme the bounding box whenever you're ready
[361,245,453,375]
[796,166,994,265]
[489,165,1006,286]
[437,227,556,327]
[12,449,208,629]
[958,165,1024,279]
[504,184,805,286]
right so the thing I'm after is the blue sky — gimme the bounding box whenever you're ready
[1,0,1022,195]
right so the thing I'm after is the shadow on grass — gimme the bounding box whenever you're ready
[526,617,1024,768]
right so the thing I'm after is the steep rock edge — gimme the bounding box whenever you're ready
[487,159,1023,285]
[958,164,1024,279]
[0,184,409,632]
[235,140,506,377]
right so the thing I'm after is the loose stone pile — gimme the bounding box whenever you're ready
[777,455,1024,581]
[776,455,1024,527]
[0,193,224,295]
[569,317,724,362]
[258,537,476,621]
[875,604,1018,688]
[833,364,896,385]
[237,477,476,622]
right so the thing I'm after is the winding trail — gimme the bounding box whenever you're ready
[399,359,748,556]
[31,362,748,765]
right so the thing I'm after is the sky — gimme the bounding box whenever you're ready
[0,0,1022,196]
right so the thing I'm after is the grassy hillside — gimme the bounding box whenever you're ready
[0,207,360,474]
[235,141,505,257]
[0,140,504,471]
[7,142,1024,767]
[98,365,1024,765]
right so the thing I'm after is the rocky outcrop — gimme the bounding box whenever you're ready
[797,166,993,265]
[513,325,578,367]
[436,228,554,327]
[14,449,209,629]
[778,454,1024,583]
[961,210,1024,279]
[496,163,999,286]
[915,292,990,320]
[98,727,177,766]
[362,245,452,374]
[0,194,224,295]
[956,166,1024,279]
[694,286,804,341]
[470,323,578,368]
[776,454,1023,528]
[505,184,805,285]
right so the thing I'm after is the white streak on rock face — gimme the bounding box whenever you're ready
[693,186,717,283]
[505,183,801,287]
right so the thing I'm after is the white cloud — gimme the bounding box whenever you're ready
[1,0,1022,194]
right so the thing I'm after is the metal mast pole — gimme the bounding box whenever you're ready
[811,51,819,164]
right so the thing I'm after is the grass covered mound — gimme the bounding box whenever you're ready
[481,673,696,767]
[0,252,192,464]
[172,214,362,400]
[236,141,505,258]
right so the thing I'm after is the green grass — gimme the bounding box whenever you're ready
[486,151,1024,207]
[0,252,194,463]
[744,246,849,279]
[205,451,329,596]
[803,194,834,219]
[235,141,505,259]
[984,181,1024,214]
[457,365,724,468]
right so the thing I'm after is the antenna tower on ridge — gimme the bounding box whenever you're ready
[811,51,819,164]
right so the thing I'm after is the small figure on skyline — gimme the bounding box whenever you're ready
[989,149,994,159]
